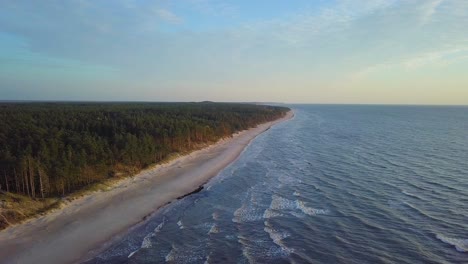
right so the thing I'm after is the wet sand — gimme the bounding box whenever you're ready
[0,111,293,264]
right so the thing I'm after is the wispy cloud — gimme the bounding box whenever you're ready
[154,8,183,24]
[403,47,468,69]
[349,45,468,83]
[187,0,238,18]
[232,0,399,47]
[419,0,445,26]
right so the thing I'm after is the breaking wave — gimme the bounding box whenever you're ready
[436,234,468,252]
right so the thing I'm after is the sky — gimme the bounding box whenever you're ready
[0,0,467,104]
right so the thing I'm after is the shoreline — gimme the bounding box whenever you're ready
[0,110,294,264]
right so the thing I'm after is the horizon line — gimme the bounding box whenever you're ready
[0,100,467,107]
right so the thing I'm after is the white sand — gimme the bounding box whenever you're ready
[0,111,293,264]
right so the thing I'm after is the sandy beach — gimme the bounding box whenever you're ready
[0,110,293,264]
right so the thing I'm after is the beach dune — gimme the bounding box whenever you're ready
[0,111,293,264]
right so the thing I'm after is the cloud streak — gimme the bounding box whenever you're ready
[419,0,445,26]
[154,8,183,24]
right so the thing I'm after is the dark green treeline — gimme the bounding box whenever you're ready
[0,102,289,198]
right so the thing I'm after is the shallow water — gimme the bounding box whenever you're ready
[88,105,468,263]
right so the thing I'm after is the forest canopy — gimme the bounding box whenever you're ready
[0,102,289,198]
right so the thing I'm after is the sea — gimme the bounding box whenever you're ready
[87,105,468,264]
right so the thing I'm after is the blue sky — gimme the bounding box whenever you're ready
[1,0,467,104]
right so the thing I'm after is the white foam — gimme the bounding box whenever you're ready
[293,191,301,197]
[225,234,236,240]
[128,232,154,258]
[165,247,175,262]
[402,190,424,200]
[212,211,220,221]
[250,191,265,205]
[295,200,329,216]
[290,211,305,219]
[128,219,166,258]
[238,229,293,263]
[265,245,291,258]
[263,208,284,219]
[238,235,271,263]
[269,195,328,217]
[264,226,290,247]
[141,233,154,249]
[278,174,302,184]
[128,250,138,258]
[177,220,184,229]
[165,244,206,263]
[436,234,468,252]
[208,224,219,234]
[270,195,297,211]
[241,244,255,264]
[154,220,165,233]
[194,222,214,233]
[233,203,264,223]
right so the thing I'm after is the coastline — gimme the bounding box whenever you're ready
[0,110,294,264]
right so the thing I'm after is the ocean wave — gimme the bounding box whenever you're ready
[250,191,269,207]
[269,194,328,217]
[165,244,207,263]
[436,234,468,252]
[264,221,294,255]
[290,211,306,219]
[212,211,220,221]
[177,220,185,229]
[240,244,255,264]
[387,200,405,210]
[296,200,329,216]
[128,219,166,258]
[278,174,302,184]
[225,234,236,240]
[238,235,290,263]
[208,223,219,234]
[128,234,153,258]
[128,250,139,258]
[401,190,428,202]
[232,202,264,223]
[270,195,297,211]
[194,222,215,233]
[204,256,211,264]
[402,190,416,197]
[264,246,291,259]
[263,208,284,219]
[141,233,154,249]
[402,201,438,221]
[154,219,166,233]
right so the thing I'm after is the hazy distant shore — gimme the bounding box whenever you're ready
[0,110,293,264]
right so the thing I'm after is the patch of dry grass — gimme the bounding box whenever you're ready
[0,191,61,230]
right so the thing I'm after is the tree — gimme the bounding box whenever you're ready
[0,102,289,197]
